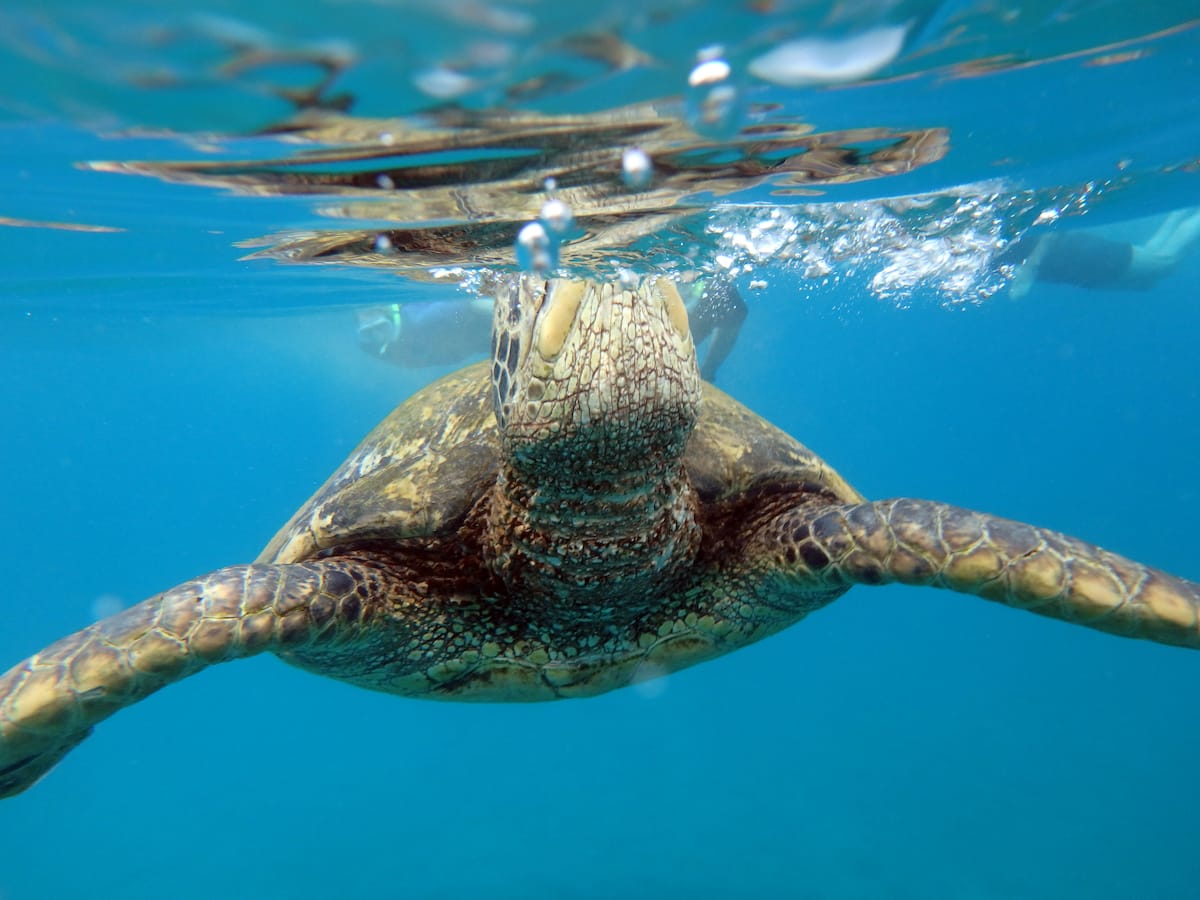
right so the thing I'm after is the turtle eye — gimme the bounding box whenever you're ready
[492,328,521,384]
[490,327,522,427]
[495,330,510,370]
[505,333,520,375]
[491,360,512,428]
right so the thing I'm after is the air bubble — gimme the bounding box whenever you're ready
[540,197,575,237]
[621,147,652,191]
[373,234,395,254]
[617,268,640,291]
[376,173,395,190]
[686,48,742,141]
[688,53,731,88]
[515,221,559,273]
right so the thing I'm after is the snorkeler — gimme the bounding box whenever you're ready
[676,273,748,383]
[356,296,494,370]
[357,274,748,382]
[1002,206,1200,297]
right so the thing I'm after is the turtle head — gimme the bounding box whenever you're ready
[489,276,701,482]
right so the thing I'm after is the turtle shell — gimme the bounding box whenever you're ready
[260,362,862,565]
[260,362,499,565]
[685,380,863,507]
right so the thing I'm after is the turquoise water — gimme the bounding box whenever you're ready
[2,2,1199,898]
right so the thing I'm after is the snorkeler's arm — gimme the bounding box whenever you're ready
[1005,234,1049,299]
[695,281,747,382]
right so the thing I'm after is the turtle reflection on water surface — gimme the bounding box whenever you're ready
[2,275,1198,799]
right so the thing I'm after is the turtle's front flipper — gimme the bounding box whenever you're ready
[773,499,1200,649]
[0,560,373,799]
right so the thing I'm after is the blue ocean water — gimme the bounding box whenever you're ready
[1,2,1198,898]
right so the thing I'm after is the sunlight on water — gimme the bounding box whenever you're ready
[703,179,1110,306]
[748,24,909,86]
[4,0,1188,310]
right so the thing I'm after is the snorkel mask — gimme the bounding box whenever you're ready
[356,304,403,355]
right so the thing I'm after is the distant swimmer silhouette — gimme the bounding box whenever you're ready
[676,273,748,383]
[357,274,748,382]
[1001,206,1200,298]
[357,297,493,370]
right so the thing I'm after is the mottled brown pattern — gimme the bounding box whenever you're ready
[1,276,1197,800]
[0,562,375,798]
[261,362,500,564]
[766,499,1200,647]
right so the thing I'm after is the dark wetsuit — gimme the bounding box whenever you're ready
[1035,232,1135,288]
[687,277,748,382]
[1000,231,1135,290]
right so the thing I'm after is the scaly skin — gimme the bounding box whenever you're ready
[0,561,378,798]
[1,275,1197,800]
[762,499,1200,647]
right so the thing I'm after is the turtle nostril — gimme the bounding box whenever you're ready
[655,278,691,340]
[535,279,587,359]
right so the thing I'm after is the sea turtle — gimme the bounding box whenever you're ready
[2,276,1198,799]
